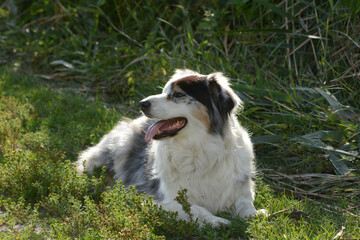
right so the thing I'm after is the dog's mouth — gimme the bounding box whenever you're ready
[145,117,187,142]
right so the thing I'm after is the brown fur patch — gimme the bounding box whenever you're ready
[191,104,210,129]
[171,84,185,93]
[173,75,202,85]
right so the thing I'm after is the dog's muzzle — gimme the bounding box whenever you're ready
[139,100,151,114]
[139,100,187,142]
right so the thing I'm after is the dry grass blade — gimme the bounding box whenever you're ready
[305,197,360,218]
[332,226,345,240]
[269,201,303,217]
[114,56,151,79]
[263,169,360,200]
[271,183,333,199]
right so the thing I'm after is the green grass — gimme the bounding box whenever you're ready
[1,0,359,239]
[0,65,359,240]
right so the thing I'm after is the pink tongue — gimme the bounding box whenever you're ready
[145,120,168,142]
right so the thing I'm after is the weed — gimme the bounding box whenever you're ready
[175,188,194,223]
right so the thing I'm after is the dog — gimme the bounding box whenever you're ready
[76,69,265,227]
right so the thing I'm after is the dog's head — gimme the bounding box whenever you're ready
[140,69,242,142]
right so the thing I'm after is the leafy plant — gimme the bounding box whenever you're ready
[175,188,194,223]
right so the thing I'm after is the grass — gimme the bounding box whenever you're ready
[1,0,360,239]
[0,58,358,240]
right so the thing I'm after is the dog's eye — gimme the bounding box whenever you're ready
[173,92,185,98]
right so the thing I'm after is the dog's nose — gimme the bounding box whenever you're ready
[139,100,151,112]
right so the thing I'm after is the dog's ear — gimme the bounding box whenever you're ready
[208,77,236,114]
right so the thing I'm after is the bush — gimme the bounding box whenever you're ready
[0,91,201,239]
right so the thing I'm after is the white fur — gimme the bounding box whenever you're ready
[77,69,266,227]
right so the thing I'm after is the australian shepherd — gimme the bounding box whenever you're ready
[76,69,265,227]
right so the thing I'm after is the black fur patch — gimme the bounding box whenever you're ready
[99,149,116,176]
[121,119,163,200]
[175,76,235,135]
[176,76,213,111]
[208,78,235,114]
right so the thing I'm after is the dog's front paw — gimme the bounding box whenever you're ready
[204,216,231,228]
[256,208,268,217]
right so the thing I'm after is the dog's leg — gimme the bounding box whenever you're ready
[234,197,257,218]
[160,201,230,227]
[234,197,268,218]
[233,180,268,218]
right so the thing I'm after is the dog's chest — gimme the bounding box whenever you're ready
[156,142,238,212]
[158,140,225,173]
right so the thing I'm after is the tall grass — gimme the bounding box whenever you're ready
[2,1,359,101]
